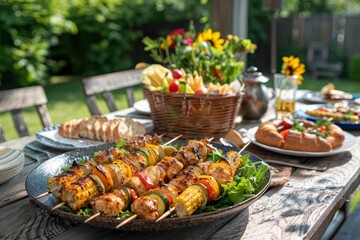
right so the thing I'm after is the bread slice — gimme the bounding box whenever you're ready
[113,120,130,143]
[93,116,108,141]
[124,118,146,136]
[99,121,110,142]
[106,119,123,143]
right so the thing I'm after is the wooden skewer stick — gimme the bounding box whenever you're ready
[51,202,65,211]
[161,134,182,146]
[116,214,138,229]
[238,141,251,154]
[34,191,51,200]
[155,207,175,222]
[156,141,251,223]
[84,212,101,223]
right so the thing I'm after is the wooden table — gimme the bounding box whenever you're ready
[1,95,360,240]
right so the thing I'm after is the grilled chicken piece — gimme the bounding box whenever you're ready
[123,133,162,152]
[156,156,184,180]
[187,140,208,159]
[176,146,202,165]
[131,195,159,219]
[91,189,127,217]
[170,166,202,192]
[124,152,148,171]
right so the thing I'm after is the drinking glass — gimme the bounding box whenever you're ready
[274,74,298,118]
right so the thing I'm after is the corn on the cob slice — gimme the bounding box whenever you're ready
[174,184,208,217]
[60,175,100,211]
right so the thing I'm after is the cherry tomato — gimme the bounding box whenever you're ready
[280,129,290,138]
[316,126,326,133]
[169,81,180,92]
[195,86,208,94]
[171,69,183,79]
[280,118,293,129]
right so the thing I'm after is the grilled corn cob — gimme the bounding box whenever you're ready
[175,151,243,217]
[174,184,208,217]
[60,175,101,211]
[47,160,93,198]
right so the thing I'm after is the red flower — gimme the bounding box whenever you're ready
[166,28,185,50]
[183,37,193,46]
[168,28,185,36]
[213,68,224,81]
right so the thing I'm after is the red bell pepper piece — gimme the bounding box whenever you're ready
[134,172,155,190]
[195,179,215,202]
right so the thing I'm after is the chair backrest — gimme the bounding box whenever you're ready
[0,86,52,142]
[81,69,143,115]
[307,41,329,64]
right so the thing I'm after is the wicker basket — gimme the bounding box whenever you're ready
[144,88,242,139]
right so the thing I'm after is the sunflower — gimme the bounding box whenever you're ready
[198,28,225,50]
[282,55,306,84]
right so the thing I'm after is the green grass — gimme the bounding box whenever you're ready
[1,76,360,141]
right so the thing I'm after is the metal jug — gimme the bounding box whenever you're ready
[239,66,270,120]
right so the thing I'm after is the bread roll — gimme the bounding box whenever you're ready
[255,122,284,148]
[255,118,345,152]
[282,130,332,152]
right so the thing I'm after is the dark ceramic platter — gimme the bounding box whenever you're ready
[25,141,271,231]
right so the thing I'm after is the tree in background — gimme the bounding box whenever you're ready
[0,0,209,89]
[0,0,77,89]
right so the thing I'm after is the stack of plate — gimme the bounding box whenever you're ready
[0,146,25,184]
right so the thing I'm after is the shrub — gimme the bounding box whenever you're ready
[0,0,77,89]
[0,0,209,89]
[348,54,360,82]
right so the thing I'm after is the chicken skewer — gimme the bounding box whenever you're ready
[122,141,249,224]
[85,139,213,223]
[36,133,164,200]
[156,141,250,221]
[51,137,208,212]
[49,134,182,210]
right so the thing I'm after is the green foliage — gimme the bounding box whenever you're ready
[348,54,360,82]
[0,0,209,88]
[281,0,360,16]
[49,0,210,77]
[0,0,77,88]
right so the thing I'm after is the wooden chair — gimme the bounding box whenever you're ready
[307,41,343,80]
[81,69,143,115]
[0,86,52,142]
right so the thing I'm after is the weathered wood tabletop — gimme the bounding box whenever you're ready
[1,95,359,240]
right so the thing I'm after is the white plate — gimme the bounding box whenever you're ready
[133,99,151,115]
[36,125,104,151]
[302,91,360,104]
[0,147,25,184]
[247,127,357,157]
